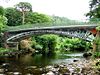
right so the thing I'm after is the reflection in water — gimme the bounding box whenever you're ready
[18,53,83,67]
[0,53,83,67]
[19,54,55,67]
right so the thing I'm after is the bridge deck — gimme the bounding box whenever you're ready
[7,24,97,32]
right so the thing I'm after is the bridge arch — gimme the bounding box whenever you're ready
[6,30,95,43]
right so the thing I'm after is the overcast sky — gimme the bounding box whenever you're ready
[0,0,90,21]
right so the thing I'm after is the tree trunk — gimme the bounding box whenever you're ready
[93,42,96,52]
[93,31,100,52]
[22,11,25,25]
[96,31,100,51]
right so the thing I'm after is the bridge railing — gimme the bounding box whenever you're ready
[6,21,98,31]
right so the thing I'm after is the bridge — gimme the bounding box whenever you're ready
[3,24,98,50]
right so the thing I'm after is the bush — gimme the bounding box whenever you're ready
[93,52,100,58]
[31,34,91,55]
[0,48,16,56]
[35,34,60,54]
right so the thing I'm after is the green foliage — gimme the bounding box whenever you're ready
[0,6,7,48]
[51,15,85,25]
[0,15,7,31]
[0,48,16,56]
[93,52,100,58]
[94,35,100,52]
[96,26,100,31]
[31,34,91,55]
[35,34,60,54]
[0,6,5,16]
[86,0,100,20]
[94,37,100,45]
[15,2,32,24]
[25,12,52,24]
[5,8,52,26]
[63,38,90,52]
[15,2,32,12]
[0,6,7,32]
[5,7,22,26]
[0,48,9,53]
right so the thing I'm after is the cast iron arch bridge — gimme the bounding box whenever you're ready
[4,24,97,49]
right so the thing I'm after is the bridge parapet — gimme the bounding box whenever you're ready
[7,24,97,32]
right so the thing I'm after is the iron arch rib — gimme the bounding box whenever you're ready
[7,30,94,43]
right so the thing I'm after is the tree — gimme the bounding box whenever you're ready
[0,6,7,47]
[0,6,5,16]
[0,16,7,31]
[5,7,22,26]
[5,8,52,26]
[0,6,7,32]
[15,2,32,25]
[25,12,52,24]
[51,15,84,25]
[86,0,100,52]
[86,0,100,20]
[35,34,60,55]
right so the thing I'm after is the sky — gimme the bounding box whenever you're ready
[0,0,90,21]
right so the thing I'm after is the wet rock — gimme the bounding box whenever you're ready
[46,71,55,75]
[13,72,22,75]
[83,52,92,59]
[45,66,53,71]
[1,63,10,69]
[59,66,70,74]
[74,67,82,74]
[42,74,46,75]
[7,72,13,75]
[73,59,79,62]
[25,66,37,72]
[6,72,22,75]
[81,67,94,74]
[0,69,4,73]
[50,67,59,73]
[54,64,59,68]
[25,66,44,74]
[25,73,33,75]
[96,61,100,66]
[26,66,37,69]
[0,73,6,75]
[59,64,65,68]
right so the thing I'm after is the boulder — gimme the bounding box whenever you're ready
[83,52,92,59]
[19,39,35,53]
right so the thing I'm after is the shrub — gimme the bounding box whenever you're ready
[93,52,100,58]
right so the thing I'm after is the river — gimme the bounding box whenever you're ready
[19,53,84,66]
[0,52,85,74]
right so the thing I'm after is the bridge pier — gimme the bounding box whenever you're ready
[5,42,19,50]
